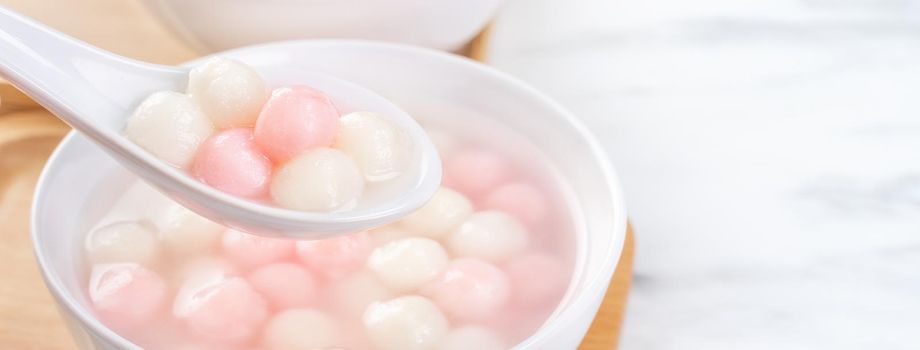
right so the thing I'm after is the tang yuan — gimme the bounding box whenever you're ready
[97,99,579,349]
[448,211,529,262]
[125,91,213,168]
[335,111,412,182]
[153,203,223,257]
[125,59,415,213]
[362,295,448,350]
[421,258,510,322]
[399,187,472,241]
[367,237,448,292]
[176,277,268,345]
[295,232,372,279]
[444,149,509,197]
[170,256,237,288]
[247,263,318,309]
[220,229,294,269]
[261,309,341,350]
[481,182,549,227]
[254,85,340,162]
[186,58,268,128]
[192,128,272,198]
[270,148,364,211]
[88,263,167,331]
[84,221,159,266]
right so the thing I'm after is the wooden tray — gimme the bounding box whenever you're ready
[0,111,74,349]
[0,1,633,348]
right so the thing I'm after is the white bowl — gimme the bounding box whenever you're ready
[144,0,504,52]
[32,41,627,350]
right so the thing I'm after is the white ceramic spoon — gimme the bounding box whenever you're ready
[0,6,441,238]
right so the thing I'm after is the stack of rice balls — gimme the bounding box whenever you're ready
[85,179,568,349]
[88,57,572,350]
[125,58,412,212]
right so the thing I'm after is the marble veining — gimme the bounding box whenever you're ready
[489,0,920,348]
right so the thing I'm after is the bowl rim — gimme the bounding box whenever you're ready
[31,39,627,349]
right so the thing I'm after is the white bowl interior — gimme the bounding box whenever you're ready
[32,41,626,349]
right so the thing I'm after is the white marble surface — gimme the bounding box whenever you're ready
[488,0,920,348]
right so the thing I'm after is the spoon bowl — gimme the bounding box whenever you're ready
[0,6,441,238]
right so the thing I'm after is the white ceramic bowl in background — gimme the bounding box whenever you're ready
[32,41,626,350]
[143,0,504,52]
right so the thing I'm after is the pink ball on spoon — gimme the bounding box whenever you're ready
[192,128,272,198]
[254,85,340,163]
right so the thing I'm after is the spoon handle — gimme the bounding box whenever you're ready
[0,6,185,128]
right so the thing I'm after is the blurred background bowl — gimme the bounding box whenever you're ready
[142,0,504,52]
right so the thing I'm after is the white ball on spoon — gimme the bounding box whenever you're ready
[187,57,268,128]
[125,91,213,168]
[335,111,412,182]
[270,147,365,212]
